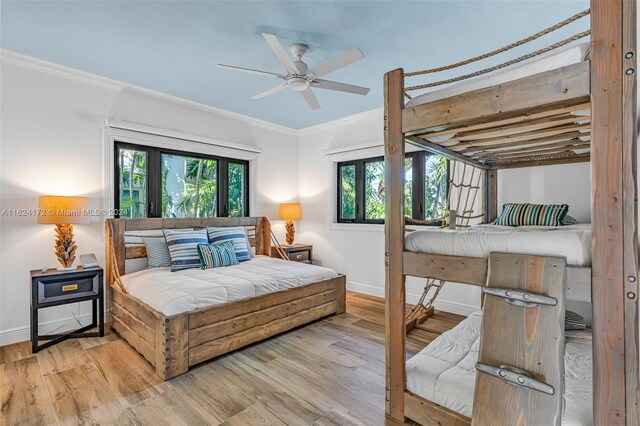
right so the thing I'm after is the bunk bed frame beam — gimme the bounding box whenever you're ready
[384,1,639,424]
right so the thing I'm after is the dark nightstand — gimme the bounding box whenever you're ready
[30,266,104,353]
[271,243,313,264]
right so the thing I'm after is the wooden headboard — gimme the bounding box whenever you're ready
[105,217,272,278]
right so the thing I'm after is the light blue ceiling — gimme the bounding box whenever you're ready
[1,1,589,129]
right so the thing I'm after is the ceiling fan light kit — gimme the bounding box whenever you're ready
[219,33,370,110]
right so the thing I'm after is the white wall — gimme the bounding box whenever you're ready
[0,51,299,344]
[297,109,592,315]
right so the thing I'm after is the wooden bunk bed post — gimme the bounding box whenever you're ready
[483,169,498,223]
[590,0,639,424]
[384,68,407,421]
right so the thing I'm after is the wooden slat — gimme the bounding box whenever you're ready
[125,245,147,259]
[622,1,640,423]
[461,131,588,155]
[188,276,345,329]
[156,315,189,380]
[123,217,257,231]
[482,147,586,161]
[591,0,637,424]
[403,251,488,286]
[483,170,498,223]
[109,220,126,277]
[409,101,590,139]
[111,300,155,346]
[402,61,590,133]
[384,68,407,421]
[111,315,156,366]
[490,153,590,169]
[189,290,337,347]
[472,139,589,159]
[473,253,566,426]
[454,114,589,142]
[188,302,338,366]
[406,136,490,170]
[404,391,470,426]
[111,284,159,326]
[450,123,590,151]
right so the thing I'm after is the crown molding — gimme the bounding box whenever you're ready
[298,107,383,136]
[0,49,298,137]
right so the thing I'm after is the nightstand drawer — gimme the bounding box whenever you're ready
[288,250,310,262]
[37,275,100,304]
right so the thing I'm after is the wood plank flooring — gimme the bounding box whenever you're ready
[0,291,463,425]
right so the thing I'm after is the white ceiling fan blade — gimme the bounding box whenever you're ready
[312,79,370,95]
[306,48,365,79]
[218,64,284,78]
[251,83,288,100]
[299,88,320,110]
[261,33,299,74]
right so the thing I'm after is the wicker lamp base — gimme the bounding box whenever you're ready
[285,220,295,245]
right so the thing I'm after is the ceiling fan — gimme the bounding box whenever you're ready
[218,33,370,110]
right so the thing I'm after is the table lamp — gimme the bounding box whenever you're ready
[278,203,302,246]
[38,196,89,271]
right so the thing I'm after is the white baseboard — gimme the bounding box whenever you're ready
[0,312,96,346]
[346,280,479,317]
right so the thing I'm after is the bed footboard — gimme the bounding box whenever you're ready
[109,275,346,380]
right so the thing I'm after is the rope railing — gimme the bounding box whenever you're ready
[404,8,590,78]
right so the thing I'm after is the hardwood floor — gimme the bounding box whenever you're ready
[0,291,463,425]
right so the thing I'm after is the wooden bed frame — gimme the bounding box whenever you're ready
[105,217,346,380]
[384,2,639,425]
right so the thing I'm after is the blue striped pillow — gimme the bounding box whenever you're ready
[197,242,239,269]
[206,227,251,262]
[141,236,172,268]
[494,203,569,226]
[163,229,209,272]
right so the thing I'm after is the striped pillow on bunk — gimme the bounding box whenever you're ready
[206,226,251,262]
[163,229,209,272]
[494,203,569,226]
[197,241,239,269]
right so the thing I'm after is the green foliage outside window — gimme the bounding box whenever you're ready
[365,161,385,220]
[118,148,147,219]
[340,164,356,220]
[425,155,448,220]
[228,163,245,217]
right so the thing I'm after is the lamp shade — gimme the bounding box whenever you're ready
[278,203,302,220]
[38,196,89,224]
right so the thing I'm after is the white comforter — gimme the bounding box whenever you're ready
[406,311,592,426]
[405,224,592,266]
[120,256,338,316]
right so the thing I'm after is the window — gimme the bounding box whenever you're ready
[115,142,249,218]
[337,153,448,224]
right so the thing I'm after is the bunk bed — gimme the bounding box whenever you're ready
[384,2,638,425]
[105,217,346,380]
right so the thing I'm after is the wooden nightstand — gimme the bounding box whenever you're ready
[30,266,104,353]
[272,244,313,264]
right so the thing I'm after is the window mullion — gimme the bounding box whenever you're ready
[218,159,227,217]
[355,161,365,223]
[413,152,426,220]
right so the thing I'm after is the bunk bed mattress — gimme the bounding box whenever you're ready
[119,256,339,316]
[405,224,592,266]
[406,311,592,426]
[405,42,589,108]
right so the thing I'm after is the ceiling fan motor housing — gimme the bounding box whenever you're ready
[287,76,309,91]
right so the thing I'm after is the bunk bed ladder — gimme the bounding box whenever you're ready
[472,252,566,426]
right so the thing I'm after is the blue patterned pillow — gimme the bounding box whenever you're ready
[494,203,569,227]
[206,227,251,262]
[163,229,209,272]
[197,242,239,269]
[141,236,172,268]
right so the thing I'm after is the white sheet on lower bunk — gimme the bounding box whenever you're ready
[119,256,338,316]
[405,311,592,426]
[405,42,589,108]
[405,224,592,266]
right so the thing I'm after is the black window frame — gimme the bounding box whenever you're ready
[114,141,250,219]
[337,152,449,225]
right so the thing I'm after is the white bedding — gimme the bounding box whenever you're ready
[406,311,592,425]
[120,256,338,316]
[406,42,589,108]
[405,224,592,266]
